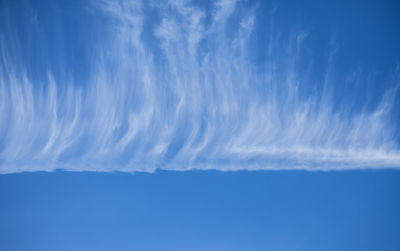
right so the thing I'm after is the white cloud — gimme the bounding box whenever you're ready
[0,0,399,173]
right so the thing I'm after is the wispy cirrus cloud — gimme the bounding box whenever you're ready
[0,0,399,173]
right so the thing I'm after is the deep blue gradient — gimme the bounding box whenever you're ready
[1,170,400,251]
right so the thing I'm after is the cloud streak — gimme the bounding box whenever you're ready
[0,0,399,173]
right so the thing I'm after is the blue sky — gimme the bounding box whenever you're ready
[1,170,400,251]
[0,0,400,250]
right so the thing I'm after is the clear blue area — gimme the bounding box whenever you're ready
[1,170,400,251]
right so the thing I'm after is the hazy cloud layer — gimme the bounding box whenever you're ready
[0,0,399,173]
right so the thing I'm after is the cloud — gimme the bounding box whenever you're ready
[0,0,399,173]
